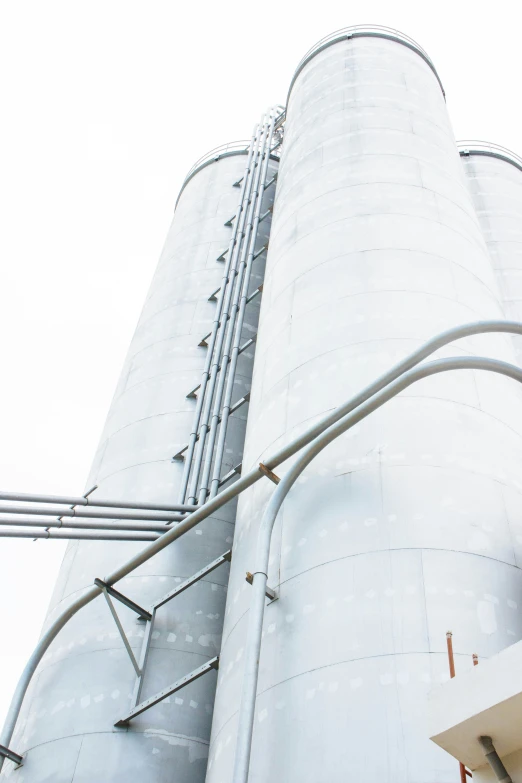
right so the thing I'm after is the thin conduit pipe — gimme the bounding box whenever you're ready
[0,504,185,523]
[187,121,269,504]
[196,118,268,504]
[2,320,522,766]
[231,355,522,783]
[178,124,261,504]
[0,529,158,542]
[197,113,276,504]
[209,114,277,499]
[0,515,168,533]
[0,490,197,513]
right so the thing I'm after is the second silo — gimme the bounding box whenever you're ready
[460,142,522,365]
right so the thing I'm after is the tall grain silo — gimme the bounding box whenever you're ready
[2,25,522,783]
[0,126,279,781]
[206,29,522,783]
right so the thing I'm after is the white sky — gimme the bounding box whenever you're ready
[0,0,520,730]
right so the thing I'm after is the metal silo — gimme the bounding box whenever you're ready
[206,27,522,783]
[1,126,279,781]
[460,142,522,365]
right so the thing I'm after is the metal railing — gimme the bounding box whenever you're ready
[458,140,522,173]
[287,24,444,104]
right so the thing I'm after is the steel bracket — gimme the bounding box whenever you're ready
[245,572,276,601]
[239,334,257,355]
[246,285,263,304]
[218,462,242,488]
[224,215,235,227]
[198,332,211,348]
[186,384,200,399]
[259,463,280,485]
[0,744,23,767]
[154,550,232,610]
[94,579,152,621]
[253,244,267,260]
[115,657,219,727]
[99,586,143,676]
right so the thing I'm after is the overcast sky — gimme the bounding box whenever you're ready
[0,0,520,728]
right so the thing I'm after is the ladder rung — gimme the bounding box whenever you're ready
[114,657,219,726]
[218,463,242,487]
[253,244,267,260]
[153,551,232,610]
[264,173,278,190]
[246,284,263,304]
[94,579,152,621]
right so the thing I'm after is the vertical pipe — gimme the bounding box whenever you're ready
[198,112,276,504]
[209,112,277,498]
[178,124,260,504]
[187,121,268,504]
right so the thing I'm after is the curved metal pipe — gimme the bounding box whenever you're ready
[2,321,522,767]
[231,356,522,783]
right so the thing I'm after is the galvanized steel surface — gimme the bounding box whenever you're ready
[207,34,522,783]
[1,149,274,781]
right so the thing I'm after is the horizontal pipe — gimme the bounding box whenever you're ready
[0,503,184,523]
[0,529,159,542]
[0,515,168,533]
[2,319,522,766]
[0,490,197,513]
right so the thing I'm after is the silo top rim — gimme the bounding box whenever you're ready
[287,25,445,104]
[458,140,522,174]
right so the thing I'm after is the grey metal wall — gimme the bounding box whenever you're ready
[4,150,275,781]
[461,145,522,365]
[206,33,522,783]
